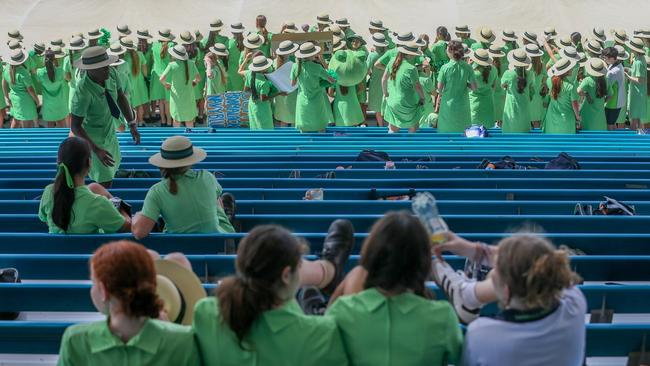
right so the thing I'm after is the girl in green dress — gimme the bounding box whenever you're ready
[151,30,175,126]
[63,37,86,126]
[204,43,229,102]
[429,27,451,74]
[240,33,265,72]
[291,42,336,132]
[136,30,155,123]
[330,40,365,127]
[367,33,389,126]
[471,28,495,51]
[273,40,299,126]
[201,19,229,52]
[418,58,437,127]
[2,49,40,128]
[577,58,611,131]
[525,43,547,128]
[122,38,149,127]
[468,49,496,125]
[255,15,273,58]
[0,62,6,126]
[543,58,581,134]
[502,49,534,133]
[108,44,132,132]
[490,45,507,127]
[436,40,477,133]
[239,55,283,130]
[37,47,69,127]
[178,31,207,125]
[625,38,648,130]
[227,23,246,91]
[160,45,201,127]
[349,34,370,122]
[455,25,476,48]
[382,42,426,133]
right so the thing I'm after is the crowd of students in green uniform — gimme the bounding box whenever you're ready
[3,17,650,133]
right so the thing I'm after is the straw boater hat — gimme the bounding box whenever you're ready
[414,36,427,48]
[283,22,300,33]
[524,43,544,57]
[295,42,321,59]
[243,33,264,49]
[154,259,206,326]
[8,29,23,41]
[33,43,46,54]
[585,39,602,56]
[51,46,66,59]
[614,45,630,61]
[547,58,576,77]
[6,49,27,66]
[369,19,387,31]
[74,46,118,69]
[276,40,299,55]
[68,37,87,51]
[327,25,344,39]
[209,43,229,56]
[470,48,492,66]
[488,44,505,58]
[584,58,607,78]
[179,31,196,45]
[169,44,189,61]
[398,41,422,56]
[628,37,646,54]
[117,24,131,36]
[332,37,346,52]
[394,32,415,46]
[592,27,606,43]
[50,39,65,48]
[149,136,207,168]
[561,46,581,61]
[636,29,650,39]
[119,38,136,50]
[476,28,496,43]
[87,29,103,40]
[559,36,573,48]
[194,30,204,42]
[107,42,127,57]
[613,29,628,44]
[7,41,22,50]
[158,29,175,42]
[507,48,532,68]
[502,30,518,42]
[230,22,245,34]
[544,27,558,40]
[335,18,350,28]
[210,18,224,31]
[249,55,273,72]
[455,25,471,35]
[137,29,153,39]
[522,31,538,44]
[316,14,332,25]
[371,33,389,48]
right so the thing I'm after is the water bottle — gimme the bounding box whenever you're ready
[412,192,448,245]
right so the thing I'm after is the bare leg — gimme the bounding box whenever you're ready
[136,106,145,127]
[375,112,384,127]
[531,120,540,129]
[10,119,20,128]
[173,120,181,128]
[185,120,194,128]
[631,118,640,130]
[158,100,167,125]
[163,100,171,124]
[197,98,205,122]
[388,124,400,133]
[408,125,419,133]
[116,124,126,132]
[299,259,335,289]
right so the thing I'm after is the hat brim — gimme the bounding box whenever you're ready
[74,54,119,70]
[155,259,207,326]
[502,36,518,42]
[137,33,153,39]
[295,46,321,59]
[317,20,332,25]
[522,36,538,44]
[476,34,496,44]
[455,30,471,35]
[210,25,224,31]
[158,34,176,42]
[243,39,264,49]
[7,56,27,66]
[547,60,577,78]
[249,59,273,72]
[398,47,422,57]
[628,43,646,54]
[118,30,132,36]
[54,53,66,59]
[584,64,607,77]
[108,49,127,56]
[470,53,492,67]
[507,53,532,68]
[87,33,103,40]
[149,147,206,168]
[231,28,245,34]
[369,25,387,31]
[68,44,87,51]
[371,40,389,48]
[110,59,125,66]
[169,49,189,61]
[525,49,544,57]
[617,51,630,61]
[488,50,505,58]
[276,44,299,55]
[209,47,229,56]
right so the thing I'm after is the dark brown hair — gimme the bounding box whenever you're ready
[436,26,450,42]
[595,75,608,99]
[516,67,528,93]
[390,52,404,80]
[160,41,169,60]
[551,75,564,100]
[128,49,140,77]
[447,40,464,60]
[160,166,189,194]
[44,49,56,82]
[52,137,91,231]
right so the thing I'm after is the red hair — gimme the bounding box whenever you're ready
[92,241,162,318]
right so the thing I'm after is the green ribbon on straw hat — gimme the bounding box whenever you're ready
[57,163,74,189]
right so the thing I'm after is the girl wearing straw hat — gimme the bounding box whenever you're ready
[367,33,390,126]
[273,40,299,126]
[178,31,207,125]
[2,49,40,128]
[63,36,87,125]
[328,39,365,127]
[417,57,438,128]
[227,23,246,91]
[28,43,46,97]
[525,43,547,128]
[429,27,451,73]
[201,19,229,53]
[577,58,612,131]
[455,25,476,49]
[369,19,395,49]
[290,42,336,132]
[87,29,103,47]
[0,62,6,125]
[238,55,284,130]
[120,38,149,128]
[58,241,200,365]
[136,30,155,124]
[374,32,417,74]
[436,40,477,133]
[602,47,626,129]
[255,15,273,57]
[382,41,425,133]
[468,48,496,126]
[204,43,229,100]
[311,13,333,32]
[151,29,175,126]
[132,135,236,238]
[240,33,265,71]
[543,58,581,134]
[502,49,534,133]
[37,47,69,127]
[489,45,507,126]
[116,24,131,40]
[625,37,648,130]
[471,28,495,51]
[107,42,131,131]
[160,45,201,127]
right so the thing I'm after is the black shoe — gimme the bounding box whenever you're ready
[221,193,238,230]
[320,219,354,296]
[297,286,327,315]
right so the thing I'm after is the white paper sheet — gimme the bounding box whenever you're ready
[266,61,298,94]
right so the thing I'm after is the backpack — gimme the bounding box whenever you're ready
[477,156,526,170]
[545,152,580,170]
[464,125,489,138]
[356,149,390,162]
[0,268,20,320]
[574,197,636,216]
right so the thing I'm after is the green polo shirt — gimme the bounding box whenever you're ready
[38,184,125,234]
[327,288,463,366]
[57,318,199,366]
[193,297,349,366]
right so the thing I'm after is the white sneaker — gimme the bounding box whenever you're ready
[432,259,481,324]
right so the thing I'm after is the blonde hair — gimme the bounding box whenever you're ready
[496,235,581,309]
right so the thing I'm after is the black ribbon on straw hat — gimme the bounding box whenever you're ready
[369,20,386,30]
[161,145,195,160]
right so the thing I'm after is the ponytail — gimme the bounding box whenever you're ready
[184,60,190,84]
[128,49,140,77]
[532,57,543,76]
[160,41,169,60]
[481,65,491,84]
[251,71,259,100]
[10,65,16,85]
[551,75,563,100]
[516,67,527,93]
[51,137,91,232]
[45,50,56,83]
[595,76,607,99]
[69,50,75,73]
[160,167,188,194]
[390,53,404,80]
[295,59,303,79]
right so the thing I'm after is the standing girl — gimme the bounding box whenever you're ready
[429,27,451,73]
[578,58,611,131]
[160,45,201,127]
[63,37,86,117]
[273,40,299,127]
[490,45,507,127]
[367,33,389,126]
[227,23,246,91]
[37,47,69,127]
[436,40,477,133]
[625,38,648,130]
[330,43,365,127]
[603,47,626,130]
[178,31,207,125]
[502,49,534,133]
[201,19,229,52]
[526,44,547,128]
[471,28,495,51]
[543,58,581,134]
[239,55,282,130]
[136,30,155,124]
[121,38,149,127]
[468,48,496,125]
[2,49,40,128]
[151,29,175,126]
[255,15,273,57]
[108,43,131,131]
[0,61,6,126]
[240,33,265,71]
[204,43,229,102]
[418,58,438,128]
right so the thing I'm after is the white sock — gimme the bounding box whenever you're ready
[461,281,484,309]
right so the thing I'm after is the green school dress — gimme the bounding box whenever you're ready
[501,69,534,133]
[471,42,491,51]
[125,51,149,107]
[291,60,332,132]
[378,48,399,68]
[71,70,124,183]
[36,67,69,121]
[542,77,579,134]
[205,59,228,95]
[0,64,6,110]
[628,56,648,120]
[327,288,463,366]
[28,51,44,95]
[492,60,507,121]
[63,52,82,109]
[3,66,37,121]
[257,31,273,57]
[353,48,369,107]
[150,41,173,101]
[163,61,199,122]
[437,59,476,132]
[193,297,348,366]
[366,51,385,112]
[57,319,199,366]
[273,59,297,124]
[529,68,546,121]
[112,62,131,129]
[245,70,276,130]
[333,84,364,126]
[430,41,450,73]
[383,58,423,128]
[200,34,229,51]
[469,64,497,125]
[227,39,245,91]
[140,169,235,233]
[462,38,476,49]
[578,76,612,130]
[419,71,437,127]
[192,49,206,101]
